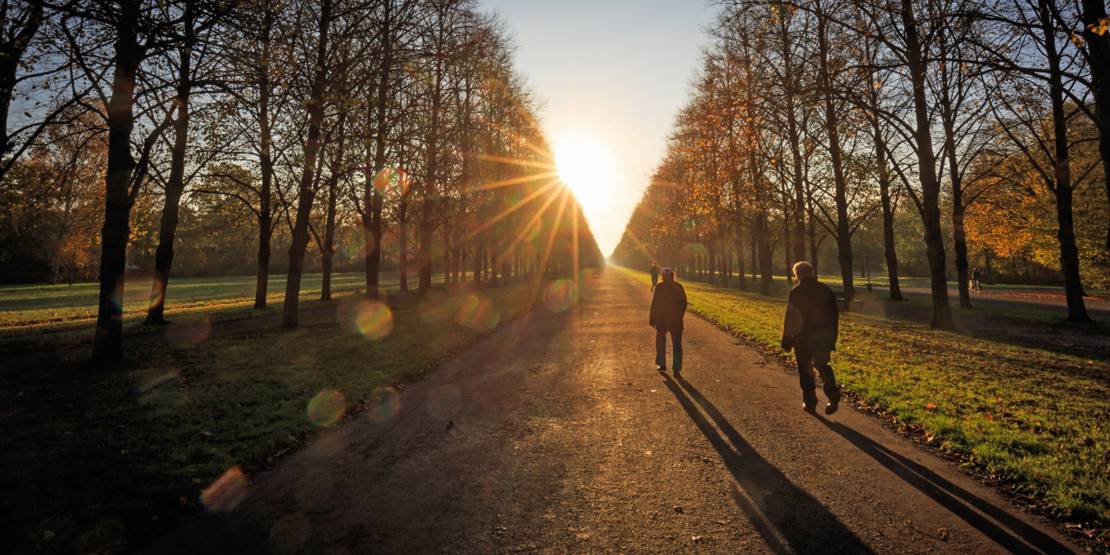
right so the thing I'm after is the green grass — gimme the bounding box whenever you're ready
[621,267,1109,535]
[0,277,548,552]
[0,271,389,329]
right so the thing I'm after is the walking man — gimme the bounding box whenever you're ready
[650,267,686,375]
[972,267,982,292]
[649,262,660,291]
[780,261,841,415]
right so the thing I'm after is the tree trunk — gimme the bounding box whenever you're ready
[937,27,972,310]
[777,17,807,261]
[807,197,819,273]
[735,236,746,290]
[867,62,903,302]
[901,0,954,329]
[282,0,332,328]
[1080,0,1110,250]
[473,241,482,284]
[93,1,143,363]
[146,3,195,325]
[366,0,396,298]
[758,211,773,295]
[254,13,276,310]
[1041,0,1091,322]
[399,202,409,292]
[0,0,43,173]
[816,1,854,302]
[321,171,338,301]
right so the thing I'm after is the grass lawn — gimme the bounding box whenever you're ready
[0,274,560,552]
[0,271,390,330]
[619,266,1109,539]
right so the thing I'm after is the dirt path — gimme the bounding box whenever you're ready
[155,269,1078,554]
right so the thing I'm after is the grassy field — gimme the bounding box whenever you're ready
[0,271,391,330]
[0,273,561,552]
[620,267,1109,540]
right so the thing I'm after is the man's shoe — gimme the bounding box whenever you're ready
[673,368,681,377]
[802,403,817,414]
[656,365,666,373]
[825,398,840,415]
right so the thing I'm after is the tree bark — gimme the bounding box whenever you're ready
[366,0,397,298]
[146,1,195,325]
[815,0,854,302]
[757,211,773,295]
[281,0,332,328]
[1079,0,1110,250]
[877,143,903,301]
[93,0,143,362]
[254,10,276,310]
[321,170,339,301]
[901,0,954,329]
[776,15,807,261]
[0,0,43,172]
[399,198,409,292]
[1041,0,1091,322]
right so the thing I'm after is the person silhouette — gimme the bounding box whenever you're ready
[649,262,660,291]
[780,261,841,415]
[650,267,686,375]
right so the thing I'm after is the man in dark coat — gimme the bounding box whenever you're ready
[780,261,841,415]
[649,262,660,291]
[650,267,687,374]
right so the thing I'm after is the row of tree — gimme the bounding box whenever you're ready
[613,0,1109,327]
[0,0,601,362]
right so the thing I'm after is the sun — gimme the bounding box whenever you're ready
[553,135,615,211]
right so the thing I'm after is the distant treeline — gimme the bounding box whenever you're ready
[0,0,602,362]
[613,0,1110,327]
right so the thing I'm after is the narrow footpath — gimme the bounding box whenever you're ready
[157,268,1078,554]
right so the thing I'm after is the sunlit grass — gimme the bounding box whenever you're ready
[0,272,388,329]
[619,266,1109,530]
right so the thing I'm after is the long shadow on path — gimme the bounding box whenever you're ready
[816,418,1075,555]
[661,374,874,554]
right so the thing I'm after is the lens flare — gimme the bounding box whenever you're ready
[454,294,500,331]
[307,389,346,427]
[543,279,579,312]
[368,386,401,423]
[353,300,393,340]
[200,466,249,513]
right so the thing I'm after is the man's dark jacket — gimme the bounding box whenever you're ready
[781,277,839,352]
[650,280,687,331]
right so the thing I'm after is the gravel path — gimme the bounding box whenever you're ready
[155,268,1078,554]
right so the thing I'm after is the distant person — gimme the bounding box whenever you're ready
[780,261,841,415]
[650,267,687,375]
[649,262,660,291]
[972,267,983,292]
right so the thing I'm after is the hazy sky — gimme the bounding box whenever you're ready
[480,0,717,256]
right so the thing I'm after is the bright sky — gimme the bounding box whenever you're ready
[481,0,717,256]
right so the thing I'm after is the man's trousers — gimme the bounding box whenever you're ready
[795,346,839,406]
[655,328,683,371]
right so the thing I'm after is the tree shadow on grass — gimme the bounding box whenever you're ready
[815,417,1074,555]
[661,375,874,554]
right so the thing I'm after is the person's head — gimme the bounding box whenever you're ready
[662,267,675,282]
[792,261,814,281]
